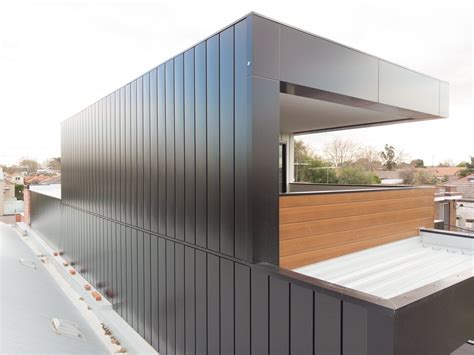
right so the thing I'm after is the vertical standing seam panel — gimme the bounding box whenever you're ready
[166,60,176,238]
[195,250,207,355]
[234,19,249,261]
[158,65,167,235]
[175,54,185,242]
[290,284,313,355]
[131,80,138,227]
[151,235,159,349]
[166,241,176,354]
[220,258,235,354]
[184,246,196,355]
[207,254,220,354]
[137,76,144,229]
[126,226,133,324]
[137,230,145,337]
[125,84,132,225]
[194,42,207,248]
[113,91,119,220]
[206,35,220,252]
[132,228,139,330]
[106,94,111,219]
[143,73,151,232]
[184,48,196,245]
[269,277,290,355]
[234,263,250,354]
[175,243,185,355]
[120,87,126,222]
[251,268,269,355]
[158,238,167,354]
[314,292,341,355]
[219,26,235,257]
[342,301,368,355]
[111,222,117,308]
[150,69,158,233]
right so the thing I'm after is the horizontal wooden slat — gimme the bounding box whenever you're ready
[281,217,433,257]
[279,188,435,269]
[280,196,433,224]
[281,231,420,269]
[280,188,434,208]
[281,206,434,240]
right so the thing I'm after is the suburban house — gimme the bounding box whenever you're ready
[24,13,472,355]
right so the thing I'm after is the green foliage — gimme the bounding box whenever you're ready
[413,170,437,185]
[48,157,61,171]
[380,144,397,171]
[457,156,474,178]
[15,184,24,200]
[337,167,380,185]
[410,159,425,168]
[294,140,337,183]
[399,169,415,184]
[20,159,39,173]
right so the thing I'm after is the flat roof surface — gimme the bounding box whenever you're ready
[30,184,61,199]
[0,222,107,353]
[295,233,473,299]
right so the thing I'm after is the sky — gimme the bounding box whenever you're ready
[0,0,472,166]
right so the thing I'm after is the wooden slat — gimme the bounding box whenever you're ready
[280,196,433,224]
[279,188,435,269]
[280,188,434,208]
[280,217,433,257]
[281,206,434,240]
[281,231,419,269]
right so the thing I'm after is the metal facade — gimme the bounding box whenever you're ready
[30,190,61,250]
[36,12,466,355]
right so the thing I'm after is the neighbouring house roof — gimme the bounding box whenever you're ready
[447,173,474,200]
[24,174,60,185]
[39,175,61,185]
[425,167,462,177]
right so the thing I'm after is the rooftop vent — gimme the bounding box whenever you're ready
[51,318,83,339]
[18,258,36,269]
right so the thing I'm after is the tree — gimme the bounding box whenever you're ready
[399,169,416,184]
[19,158,39,173]
[380,144,397,171]
[458,156,474,178]
[410,159,425,168]
[354,146,382,171]
[294,140,338,183]
[48,157,61,171]
[338,167,380,185]
[413,170,437,185]
[323,137,359,167]
[15,184,24,200]
[438,159,454,167]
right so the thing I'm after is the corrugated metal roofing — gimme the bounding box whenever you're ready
[295,232,473,299]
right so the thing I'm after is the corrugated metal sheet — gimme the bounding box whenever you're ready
[295,235,473,299]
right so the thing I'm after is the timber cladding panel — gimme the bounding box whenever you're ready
[280,188,435,269]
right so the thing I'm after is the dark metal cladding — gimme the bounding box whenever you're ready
[29,12,461,355]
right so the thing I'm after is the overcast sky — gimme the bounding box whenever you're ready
[0,0,472,166]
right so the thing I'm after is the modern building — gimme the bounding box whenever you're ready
[27,13,473,355]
